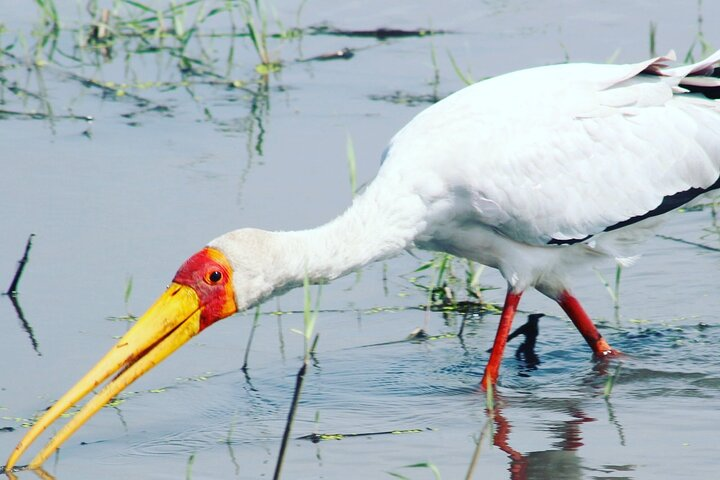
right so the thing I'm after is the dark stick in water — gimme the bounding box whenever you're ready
[273,335,319,480]
[6,234,35,296]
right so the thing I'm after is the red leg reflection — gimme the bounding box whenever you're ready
[491,405,595,480]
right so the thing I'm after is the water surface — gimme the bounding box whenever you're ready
[2,1,720,478]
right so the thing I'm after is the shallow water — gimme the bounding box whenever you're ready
[2,1,720,479]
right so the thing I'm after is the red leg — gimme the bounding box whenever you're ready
[557,291,619,356]
[481,289,523,387]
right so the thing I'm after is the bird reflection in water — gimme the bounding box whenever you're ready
[493,404,596,480]
[483,314,609,479]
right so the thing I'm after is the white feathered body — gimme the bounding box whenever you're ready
[366,53,720,295]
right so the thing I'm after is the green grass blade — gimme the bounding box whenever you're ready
[124,276,134,306]
[604,363,622,399]
[121,0,157,13]
[346,133,357,197]
[447,51,474,85]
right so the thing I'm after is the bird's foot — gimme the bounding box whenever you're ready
[595,347,622,357]
[591,337,622,358]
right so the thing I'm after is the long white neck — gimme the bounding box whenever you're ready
[209,173,428,310]
[288,180,426,282]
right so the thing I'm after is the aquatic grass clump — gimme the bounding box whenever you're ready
[1,0,444,143]
[8,0,291,88]
[411,253,492,311]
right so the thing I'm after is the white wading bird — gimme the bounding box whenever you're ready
[6,50,720,471]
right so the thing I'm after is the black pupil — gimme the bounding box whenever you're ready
[209,271,222,283]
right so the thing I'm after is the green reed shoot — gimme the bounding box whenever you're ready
[464,260,484,300]
[447,51,474,86]
[302,274,321,358]
[433,254,450,288]
[428,33,441,102]
[185,452,196,480]
[170,0,187,38]
[463,377,496,479]
[34,0,60,31]
[613,265,622,306]
[119,275,139,320]
[484,376,495,412]
[346,133,357,198]
[603,363,622,399]
[595,264,622,310]
[124,275,134,307]
[241,0,281,74]
[649,22,657,57]
[464,417,493,480]
[682,9,714,64]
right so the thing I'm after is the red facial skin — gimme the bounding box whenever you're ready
[172,247,237,330]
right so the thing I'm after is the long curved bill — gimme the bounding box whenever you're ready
[5,283,202,471]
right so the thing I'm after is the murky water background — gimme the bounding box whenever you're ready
[2,1,720,478]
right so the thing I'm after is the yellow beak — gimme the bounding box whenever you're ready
[5,283,202,471]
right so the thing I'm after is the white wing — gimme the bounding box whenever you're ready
[384,51,720,246]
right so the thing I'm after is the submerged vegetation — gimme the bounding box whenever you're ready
[0,1,441,125]
[409,253,494,312]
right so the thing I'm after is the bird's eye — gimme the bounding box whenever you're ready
[207,270,223,284]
